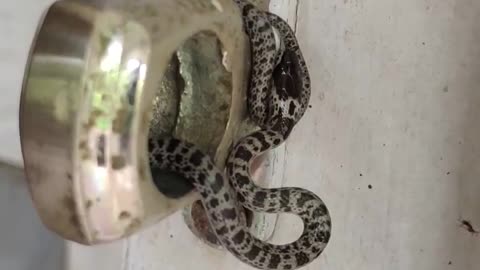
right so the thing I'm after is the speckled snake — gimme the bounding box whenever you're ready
[148,1,331,269]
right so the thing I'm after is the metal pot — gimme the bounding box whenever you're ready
[19,0,248,245]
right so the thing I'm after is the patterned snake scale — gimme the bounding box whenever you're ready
[148,1,331,269]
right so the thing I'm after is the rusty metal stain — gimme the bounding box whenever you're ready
[125,218,142,235]
[111,155,126,169]
[119,211,132,220]
[112,108,129,133]
[85,200,93,210]
[138,162,147,182]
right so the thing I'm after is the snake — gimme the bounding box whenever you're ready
[148,1,331,269]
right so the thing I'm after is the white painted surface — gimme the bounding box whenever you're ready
[294,1,480,269]
[1,0,480,270]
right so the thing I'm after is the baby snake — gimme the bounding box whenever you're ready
[148,1,331,269]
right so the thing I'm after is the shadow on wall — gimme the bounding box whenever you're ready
[0,162,64,270]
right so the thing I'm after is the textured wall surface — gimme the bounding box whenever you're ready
[1,0,480,269]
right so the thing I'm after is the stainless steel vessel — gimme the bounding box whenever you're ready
[20,0,248,245]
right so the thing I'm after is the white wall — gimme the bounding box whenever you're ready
[2,0,480,270]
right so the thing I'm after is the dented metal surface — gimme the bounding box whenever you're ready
[20,0,247,245]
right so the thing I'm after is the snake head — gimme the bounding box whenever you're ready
[273,49,301,100]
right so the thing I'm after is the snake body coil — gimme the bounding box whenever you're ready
[149,1,331,269]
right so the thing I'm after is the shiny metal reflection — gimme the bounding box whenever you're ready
[20,0,247,244]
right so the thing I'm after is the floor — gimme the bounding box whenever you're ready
[1,0,479,269]
[0,163,63,270]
